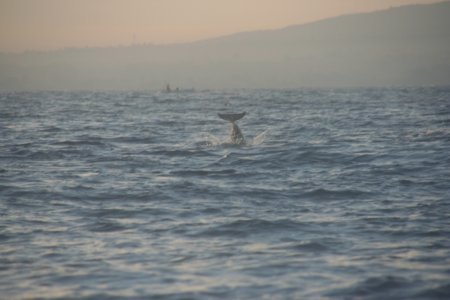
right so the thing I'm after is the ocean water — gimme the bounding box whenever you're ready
[1,88,449,299]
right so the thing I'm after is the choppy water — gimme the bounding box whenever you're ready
[1,88,450,299]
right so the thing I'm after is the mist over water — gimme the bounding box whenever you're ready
[1,88,450,299]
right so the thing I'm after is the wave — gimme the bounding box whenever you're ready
[290,241,330,252]
[105,136,153,144]
[416,283,450,299]
[170,169,237,177]
[195,218,308,238]
[327,275,427,300]
[52,139,108,147]
[85,219,130,233]
[40,126,63,132]
[3,149,67,160]
[300,188,373,201]
[149,148,213,157]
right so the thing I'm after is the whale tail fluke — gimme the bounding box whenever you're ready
[218,112,246,123]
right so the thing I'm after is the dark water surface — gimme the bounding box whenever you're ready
[1,88,450,299]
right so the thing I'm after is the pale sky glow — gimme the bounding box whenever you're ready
[0,0,444,52]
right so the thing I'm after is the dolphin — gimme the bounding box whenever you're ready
[218,112,246,145]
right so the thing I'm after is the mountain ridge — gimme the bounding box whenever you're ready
[1,1,449,90]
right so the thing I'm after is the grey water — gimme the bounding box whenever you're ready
[1,88,449,299]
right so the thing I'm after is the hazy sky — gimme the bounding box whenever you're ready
[0,0,443,52]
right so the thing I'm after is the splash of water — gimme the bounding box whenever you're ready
[250,129,269,146]
[201,130,268,147]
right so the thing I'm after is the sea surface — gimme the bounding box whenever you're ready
[1,88,450,299]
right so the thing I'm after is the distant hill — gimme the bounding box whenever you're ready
[1,1,449,90]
